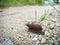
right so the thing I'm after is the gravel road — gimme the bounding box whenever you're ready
[0,5,60,45]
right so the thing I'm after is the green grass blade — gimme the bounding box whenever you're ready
[39,10,49,22]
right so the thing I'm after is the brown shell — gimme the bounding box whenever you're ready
[25,22,43,32]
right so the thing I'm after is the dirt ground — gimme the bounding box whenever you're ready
[0,5,60,45]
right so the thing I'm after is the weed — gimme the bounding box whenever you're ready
[39,10,49,22]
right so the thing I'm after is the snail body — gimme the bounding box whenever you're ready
[25,22,43,32]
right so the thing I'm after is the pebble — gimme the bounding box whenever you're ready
[54,40,58,45]
[51,33,54,36]
[50,39,54,43]
[38,44,41,45]
[45,31,50,37]
[18,35,23,38]
[54,35,57,38]
[36,40,40,45]
[32,38,38,41]
[38,35,42,40]
[52,30,57,35]
[46,36,50,40]
[52,18,57,22]
[24,43,32,45]
[44,43,49,45]
[41,38,46,44]
[52,37,55,40]
[49,24,54,30]
[2,39,13,45]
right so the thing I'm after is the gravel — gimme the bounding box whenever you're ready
[0,5,60,45]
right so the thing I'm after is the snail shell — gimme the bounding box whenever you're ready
[25,22,43,32]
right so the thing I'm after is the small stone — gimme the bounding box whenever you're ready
[54,40,58,45]
[32,41,36,45]
[50,39,54,43]
[52,30,57,35]
[41,38,46,44]
[51,33,54,36]
[36,40,40,45]
[45,31,50,37]
[24,41,27,43]
[38,35,42,40]
[18,35,23,38]
[29,33,34,38]
[52,18,56,22]
[49,24,54,30]
[38,43,41,45]
[21,38,24,41]
[46,36,50,40]
[54,35,57,38]
[24,43,32,45]
[2,39,13,45]
[52,37,55,40]
[32,38,38,41]
[44,43,49,45]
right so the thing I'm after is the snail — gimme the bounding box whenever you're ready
[25,22,44,35]
[25,9,45,35]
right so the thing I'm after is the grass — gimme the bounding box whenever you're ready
[0,0,45,7]
[33,8,48,23]
[39,10,49,22]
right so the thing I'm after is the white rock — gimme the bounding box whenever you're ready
[49,24,54,29]
[49,30,53,34]
[52,37,55,40]
[32,38,38,41]
[18,35,23,38]
[52,18,56,22]
[36,40,40,45]
[41,38,46,44]
[46,36,50,40]
[51,33,54,36]
[50,24,54,28]
[2,39,13,45]
[45,31,50,36]
[38,35,42,40]
[54,35,57,37]
[50,39,54,43]
[38,43,41,45]
[52,30,58,35]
